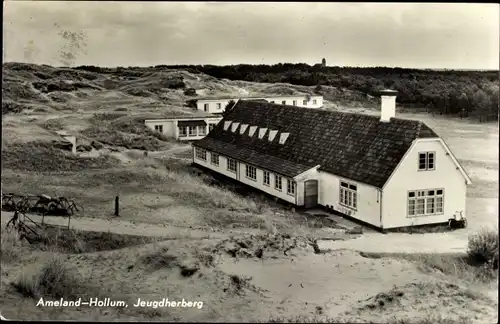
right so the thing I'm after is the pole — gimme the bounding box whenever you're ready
[114,196,119,216]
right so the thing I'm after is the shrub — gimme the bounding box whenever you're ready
[0,230,21,263]
[183,88,197,96]
[13,256,82,299]
[467,227,499,269]
[42,118,65,131]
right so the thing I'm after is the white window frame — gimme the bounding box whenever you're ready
[198,125,207,136]
[195,148,207,161]
[313,99,317,105]
[293,100,297,106]
[302,100,307,106]
[227,158,237,173]
[339,180,357,210]
[245,165,257,181]
[287,179,296,196]
[188,126,197,136]
[204,103,209,112]
[418,151,436,171]
[216,103,222,110]
[263,171,270,186]
[281,100,286,105]
[154,125,163,133]
[178,126,187,137]
[275,174,282,191]
[407,189,444,217]
[210,152,219,166]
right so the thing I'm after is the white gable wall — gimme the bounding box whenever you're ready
[382,139,468,229]
[318,171,382,227]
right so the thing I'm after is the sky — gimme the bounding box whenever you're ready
[3,1,499,70]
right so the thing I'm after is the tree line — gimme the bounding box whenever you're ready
[162,64,499,121]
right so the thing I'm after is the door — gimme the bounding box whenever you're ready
[304,180,318,208]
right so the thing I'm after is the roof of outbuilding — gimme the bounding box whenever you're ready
[193,100,439,188]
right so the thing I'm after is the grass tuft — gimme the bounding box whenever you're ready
[12,256,83,299]
[467,226,499,269]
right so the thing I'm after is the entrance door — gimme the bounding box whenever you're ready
[304,180,318,208]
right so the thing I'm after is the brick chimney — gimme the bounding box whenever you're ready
[379,89,398,122]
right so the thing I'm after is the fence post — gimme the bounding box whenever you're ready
[114,196,119,216]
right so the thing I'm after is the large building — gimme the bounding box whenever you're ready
[144,113,222,141]
[191,91,471,230]
[195,94,324,114]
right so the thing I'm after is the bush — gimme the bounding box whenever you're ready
[184,88,197,96]
[42,118,65,131]
[13,256,82,299]
[467,227,499,269]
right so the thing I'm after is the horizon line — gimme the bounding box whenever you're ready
[3,61,499,72]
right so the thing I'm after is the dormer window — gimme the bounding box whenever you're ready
[279,132,290,144]
[268,130,278,142]
[258,128,267,139]
[418,152,435,171]
[239,124,248,134]
[248,126,258,137]
[223,121,232,131]
[231,122,240,133]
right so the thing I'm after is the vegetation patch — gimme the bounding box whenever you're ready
[1,140,118,172]
[12,256,88,299]
[467,227,499,269]
[23,226,157,254]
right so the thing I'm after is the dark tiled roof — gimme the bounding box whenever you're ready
[194,100,439,188]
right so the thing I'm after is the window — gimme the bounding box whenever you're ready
[209,124,216,132]
[281,101,286,105]
[245,165,257,181]
[198,126,207,136]
[418,152,435,171]
[211,153,219,166]
[263,171,270,186]
[303,100,307,106]
[275,174,282,191]
[339,181,357,209]
[270,101,275,104]
[216,103,222,110]
[313,99,317,105]
[293,100,297,106]
[204,103,209,112]
[179,126,187,137]
[227,158,237,173]
[188,126,197,136]
[154,125,163,133]
[408,189,444,217]
[287,179,296,196]
[195,148,207,161]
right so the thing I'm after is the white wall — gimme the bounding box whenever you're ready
[145,117,222,140]
[382,139,468,229]
[196,99,233,113]
[265,96,324,108]
[192,147,300,205]
[319,171,382,227]
[195,95,324,112]
[144,120,176,137]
